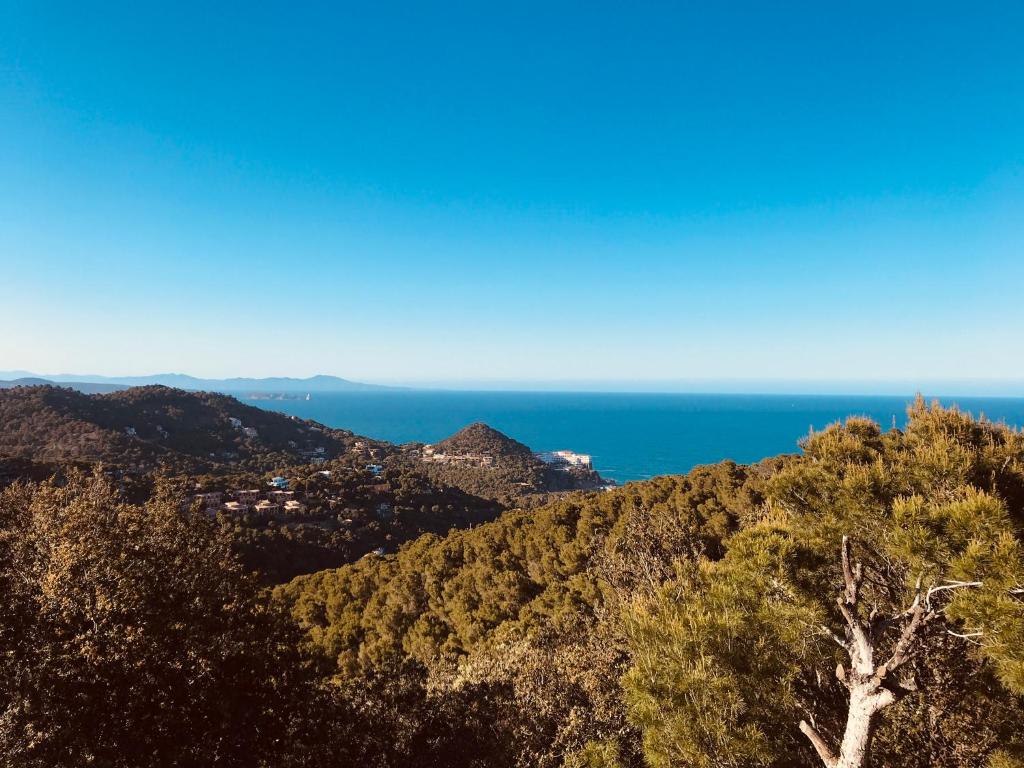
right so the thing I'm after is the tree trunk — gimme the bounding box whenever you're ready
[834,684,882,768]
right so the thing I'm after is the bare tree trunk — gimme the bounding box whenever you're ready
[799,537,927,768]
[800,537,987,768]
[835,683,892,768]
[802,679,893,768]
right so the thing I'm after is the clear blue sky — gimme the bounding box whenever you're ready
[2,1,1022,388]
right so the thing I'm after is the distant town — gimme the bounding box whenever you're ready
[421,444,592,470]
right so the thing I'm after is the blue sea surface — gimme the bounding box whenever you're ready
[251,392,1024,484]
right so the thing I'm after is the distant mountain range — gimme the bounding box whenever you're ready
[0,371,397,394]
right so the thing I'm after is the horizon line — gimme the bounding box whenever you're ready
[4,370,1024,399]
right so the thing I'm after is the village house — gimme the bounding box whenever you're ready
[194,491,222,509]
[253,500,281,517]
[283,500,306,515]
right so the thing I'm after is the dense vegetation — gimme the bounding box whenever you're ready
[0,472,338,766]
[219,458,504,583]
[2,398,1023,767]
[278,399,1024,768]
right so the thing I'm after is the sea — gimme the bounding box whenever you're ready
[251,392,1024,484]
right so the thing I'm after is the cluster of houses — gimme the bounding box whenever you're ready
[227,417,259,439]
[351,440,386,461]
[193,478,307,518]
[420,445,496,467]
[420,444,593,472]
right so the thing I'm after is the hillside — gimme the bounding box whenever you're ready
[0,386,613,584]
[433,422,534,458]
[3,399,1023,767]
[0,384,354,472]
[277,400,1024,768]
[414,422,610,502]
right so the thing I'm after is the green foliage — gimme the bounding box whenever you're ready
[278,463,768,766]
[0,471,334,767]
[622,401,1024,768]
[279,402,1024,768]
[624,526,826,768]
[4,397,1023,767]
[563,739,625,768]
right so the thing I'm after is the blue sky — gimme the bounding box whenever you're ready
[1,1,1022,388]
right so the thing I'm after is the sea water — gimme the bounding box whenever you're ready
[252,391,1024,484]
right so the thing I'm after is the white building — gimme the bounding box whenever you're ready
[535,450,593,469]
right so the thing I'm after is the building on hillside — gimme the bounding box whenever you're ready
[228,417,242,428]
[236,489,261,504]
[420,447,495,467]
[253,501,281,517]
[270,490,295,503]
[194,491,222,509]
[535,450,593,469]
[269,476,289,489]
[283,500,306,515]
[222,501,249,515]
[242,426,258,438]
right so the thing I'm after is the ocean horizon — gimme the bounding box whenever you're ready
[249,391,1024,483]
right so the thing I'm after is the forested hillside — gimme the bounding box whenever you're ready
[278,399,1024,768]
[3,399,1023,767]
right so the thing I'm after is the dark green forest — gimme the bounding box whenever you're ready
[2,398,1023,767]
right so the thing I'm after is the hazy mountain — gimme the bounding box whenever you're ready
[0,372,398,393]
